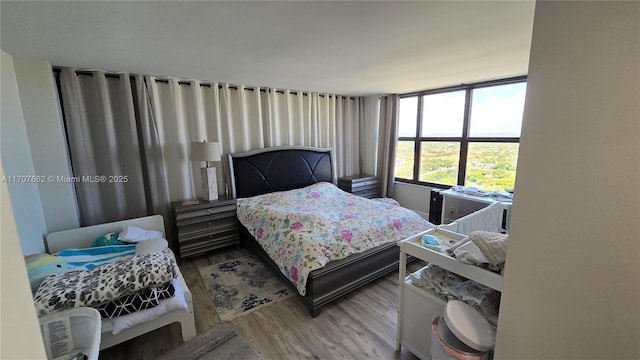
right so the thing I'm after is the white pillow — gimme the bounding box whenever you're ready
[118,225,163,243]
[135,238,168,255]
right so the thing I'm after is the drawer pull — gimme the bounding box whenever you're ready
[208,221,213,228]
[206,209,213,215]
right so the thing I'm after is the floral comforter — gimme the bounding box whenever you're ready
[236,182,433,295]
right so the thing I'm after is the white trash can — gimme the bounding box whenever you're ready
[431,300,496,360]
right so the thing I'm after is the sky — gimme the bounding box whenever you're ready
[398,82,527,138]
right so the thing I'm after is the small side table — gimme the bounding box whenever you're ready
[39,307,101,360]
[337,174,379,198]
[171,195,240,259]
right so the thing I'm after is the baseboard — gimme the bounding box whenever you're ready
[413,210,429,220]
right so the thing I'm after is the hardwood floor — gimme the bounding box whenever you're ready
[99,247,421,360]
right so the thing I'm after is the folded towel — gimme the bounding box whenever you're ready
[469,230,508,265]
[453,241,491,265]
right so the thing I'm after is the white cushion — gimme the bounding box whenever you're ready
[118,225,163,243]
[135,238,168,255]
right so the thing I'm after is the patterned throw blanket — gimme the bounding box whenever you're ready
[236,182,433,295]
[34,249,178,316]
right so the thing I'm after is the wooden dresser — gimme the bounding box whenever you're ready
[171,195,240,259]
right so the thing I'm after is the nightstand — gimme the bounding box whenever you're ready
[337,174,379,198]
[171,195,240,259]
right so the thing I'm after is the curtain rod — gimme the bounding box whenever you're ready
[153,79,355,99]
[52,67,357,100]
[53,68,124,80]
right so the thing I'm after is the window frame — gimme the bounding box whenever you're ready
[395,75,526,189]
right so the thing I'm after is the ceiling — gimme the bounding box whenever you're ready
[0,1,535,96]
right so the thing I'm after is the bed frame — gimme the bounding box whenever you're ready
[45,215,196,350]
[228,146,403,317]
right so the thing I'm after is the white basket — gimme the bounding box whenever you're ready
[39,307,101,360]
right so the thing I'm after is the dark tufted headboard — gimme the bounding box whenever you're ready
[228,146,334,198]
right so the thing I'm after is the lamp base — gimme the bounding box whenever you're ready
[201,167,218,201]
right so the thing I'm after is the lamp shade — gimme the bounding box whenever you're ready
[190,141,221,162]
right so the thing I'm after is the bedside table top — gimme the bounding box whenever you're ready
[172,195,236,212]
[338,174,377,182]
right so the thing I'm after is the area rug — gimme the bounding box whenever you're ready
[156,322,262,360]
[199,255,295,322]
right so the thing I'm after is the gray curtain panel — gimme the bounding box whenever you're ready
[132,75,171,230]
[59,68,158,226]
[376,95,399,198]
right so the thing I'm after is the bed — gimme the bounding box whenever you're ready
[228,146,433,316]
[44,215,196,350]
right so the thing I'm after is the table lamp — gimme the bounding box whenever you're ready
[190,140,221,201]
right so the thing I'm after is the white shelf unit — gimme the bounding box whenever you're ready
[395,228,503,359]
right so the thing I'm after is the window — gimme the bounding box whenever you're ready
[394,76,526,191]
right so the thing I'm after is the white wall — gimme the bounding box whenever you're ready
[495,2,639,359]
[0,49,47,254]
[0,163,48,359]
[14,58,80,233]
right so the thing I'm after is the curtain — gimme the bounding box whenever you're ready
[132,76,172,230]
[145,79,362,202]
[377,95,399,198]
[59,67,363,225]
[59,69,148,225]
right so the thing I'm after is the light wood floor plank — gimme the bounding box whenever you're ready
[99,247,421,360]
